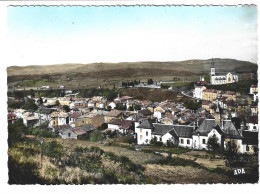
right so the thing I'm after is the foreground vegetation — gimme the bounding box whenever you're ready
[8,121,258,184]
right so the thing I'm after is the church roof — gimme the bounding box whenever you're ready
[193,119,217,136]
[222,120,242,139]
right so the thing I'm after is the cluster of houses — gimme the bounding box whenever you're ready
[8,82,258,155]
[193,84,258,117]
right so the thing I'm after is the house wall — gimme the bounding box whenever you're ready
[248,123,258,132]
[242,144,255,154]
[60,131,77,139]
[179,137,193,148]
[224,139,243,153]
[136,128,152,145]
[202,92,218,101]
[192,135,208,150]
[58,117,67,126]
[154,111,162,119]
[51,117,58,127]
[161,133,173,144]
[194,87,206,99]
[59,101,70,106]
[108,124,120,130]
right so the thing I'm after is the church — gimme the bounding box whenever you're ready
[210,59,239,85]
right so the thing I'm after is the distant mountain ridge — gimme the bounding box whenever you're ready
[7,58,257,76]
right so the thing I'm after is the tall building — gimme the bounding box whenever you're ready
[210,59,239,85]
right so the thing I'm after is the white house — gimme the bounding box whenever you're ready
[108,102,117,109]
[135,119,154,145]
[192,118,243,152]
[167,125,195,149]
[193,86,206,99]
[58,112,69,126]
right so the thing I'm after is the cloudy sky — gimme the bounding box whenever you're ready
[6,5,257,66]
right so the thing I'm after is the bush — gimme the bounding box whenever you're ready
[207,134,221,154]
[43,141,64,159]
[122,136,136,144]
[89,131,104,142]
[8,119,26,146]
[150,137,163,147]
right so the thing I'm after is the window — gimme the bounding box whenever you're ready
[146,131,148,136]
[140,129,143,133]
[187,139,190,145]
[68,133,71,137]
[160,137,162,142]
[246,145,249,152]
[181,139,184,144]
[253,126,257,129]
[202,139,206,144]
[140,135,143,140]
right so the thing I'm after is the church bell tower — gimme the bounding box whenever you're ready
[210,58,215,76]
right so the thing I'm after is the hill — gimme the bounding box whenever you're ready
[7,59,257,89]
[7,58,257,76]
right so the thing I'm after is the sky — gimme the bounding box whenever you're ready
[6,5,258,66]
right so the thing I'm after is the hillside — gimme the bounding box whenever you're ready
[7,59,257,89]
[7,58,257,76]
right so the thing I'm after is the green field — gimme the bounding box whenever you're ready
[161,81,192,89]
[18,79,56,87]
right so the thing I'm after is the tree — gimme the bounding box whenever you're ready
[63,105,70,112]
[8,119,26,146]
[39,97,43,105]
[148,78,154,85]
[43,141,64,159]
[207,134,220,154]
[89,131,104,142]
[21,98,38,112]
[98,123,108,131]
[224,139,239,166]
[55,100,60,105]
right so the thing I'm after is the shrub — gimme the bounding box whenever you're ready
[122,136,136,144]
[43,141,64,159]
[89,131,104,142]
[207,134,221,154]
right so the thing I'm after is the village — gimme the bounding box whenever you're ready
[8,60,259,155]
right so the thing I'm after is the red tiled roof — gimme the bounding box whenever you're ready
[203,89,218,93]
[69,111,82,118]
[72,128,86,136]
[107,109,123,117]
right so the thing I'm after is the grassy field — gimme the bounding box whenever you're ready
[17,79,56,87]
[9,136,258,184]
[161,81,192,88]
